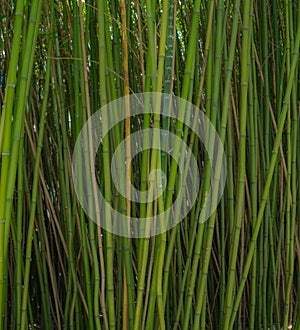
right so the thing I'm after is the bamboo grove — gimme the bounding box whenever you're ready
[0,0,300,329]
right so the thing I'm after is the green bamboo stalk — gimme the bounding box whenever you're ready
[134,1,159,327]
[260,3,271,326]
[97,0,116,328]
[0,0,24,325]
[18,2,49,327]
[0,0,24,153]
[248,39,258,330]
[72,2,95,328]
[283,3,298,328]
[15,128,25,329]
